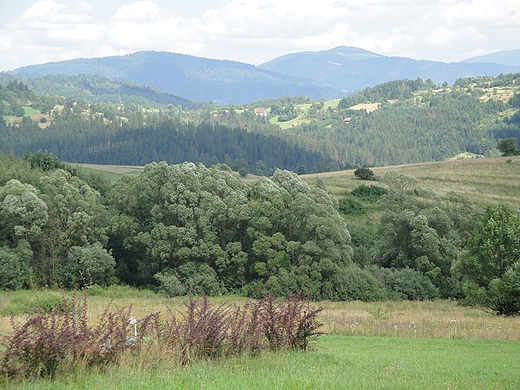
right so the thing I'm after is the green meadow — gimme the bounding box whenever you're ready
[2,289,520,389]
[6,335,520,389]
[77,154,520,208]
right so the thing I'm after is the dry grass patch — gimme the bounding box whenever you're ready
[319,299,520,340]
[302,156,520,208]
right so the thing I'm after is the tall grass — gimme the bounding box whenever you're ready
[2,290,520,388]
[319,299,520,340]
[303,155,520,209]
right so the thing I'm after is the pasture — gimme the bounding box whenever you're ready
[76,155,520,209]
[1,289,520,389]
[302,155,520,209]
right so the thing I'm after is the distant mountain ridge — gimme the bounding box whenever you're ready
[0,73,200,109]
[11,47,520,104]
[462,49,520,67]
[12,51,342,104]
[258,46,520,93]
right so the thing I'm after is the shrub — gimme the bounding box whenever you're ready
[0,293,136,378]
[354,168,375,181]
[0,245,32,290]
[385,268,439,300]
[486,263,520,316]
[351,184,388,202]
[0,291,64,316]
[328,266,389,301]
[339,197,366,216]
[155,262,221,297]
[62,244,116,288]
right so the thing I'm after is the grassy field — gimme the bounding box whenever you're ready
[6,336,520,389]
[75,155,520,208]
[2,289,520,389]
[302,155,520,209]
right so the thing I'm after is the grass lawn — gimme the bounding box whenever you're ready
[7,335,520,389]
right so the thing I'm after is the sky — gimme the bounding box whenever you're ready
[0,0,519,72]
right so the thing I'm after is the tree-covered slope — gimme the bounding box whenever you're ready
[11,51,342,104]
[278,75,520,166]
[0,73,199,109]
[1,74,519,170]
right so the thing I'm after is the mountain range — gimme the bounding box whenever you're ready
[10,46,520,105]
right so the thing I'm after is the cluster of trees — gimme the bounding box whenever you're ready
[0,158,113,290]
[2,152,520,315]
[338,78,437,108]
[497,138,519,156]
[0,154,375,301]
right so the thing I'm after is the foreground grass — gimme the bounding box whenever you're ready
[7,335,520,389]
[2,289,520,388]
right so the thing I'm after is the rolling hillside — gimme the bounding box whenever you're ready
[81,155,520,210]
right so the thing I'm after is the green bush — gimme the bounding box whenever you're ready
[385,268,439,300]
[62,244,116,288]
[155,262,221,297]
[351,184,388,202]
[486,262,520,316]
[0,291,65,315]
[339,197,366,216]
[327,266,389,301]
[0,244,32,290]
[354,168,375,181]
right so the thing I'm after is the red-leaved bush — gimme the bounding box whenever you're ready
[1,292,324,380]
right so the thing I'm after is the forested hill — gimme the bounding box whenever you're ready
[11,51,341,104]
[11,47,520,104]
[0,80,334,174]
[1,73,520,170]
[0,73,199,109]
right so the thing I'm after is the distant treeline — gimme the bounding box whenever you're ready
[0,117,335,175]
[2,74,520,170]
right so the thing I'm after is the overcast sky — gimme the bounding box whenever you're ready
[1,0,519,71]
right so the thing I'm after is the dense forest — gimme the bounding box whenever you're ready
[1,151,520,315]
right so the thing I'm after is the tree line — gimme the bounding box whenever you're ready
[1,152,520,315]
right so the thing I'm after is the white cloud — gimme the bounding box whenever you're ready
[113,1,160,19]
[0,0,519,71]
[21,0,88,24]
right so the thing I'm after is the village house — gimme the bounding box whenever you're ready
[255,108,268,117]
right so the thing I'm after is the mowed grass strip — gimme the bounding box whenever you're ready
[7,336,520,389]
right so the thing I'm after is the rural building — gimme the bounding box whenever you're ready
[255,108,268,117]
